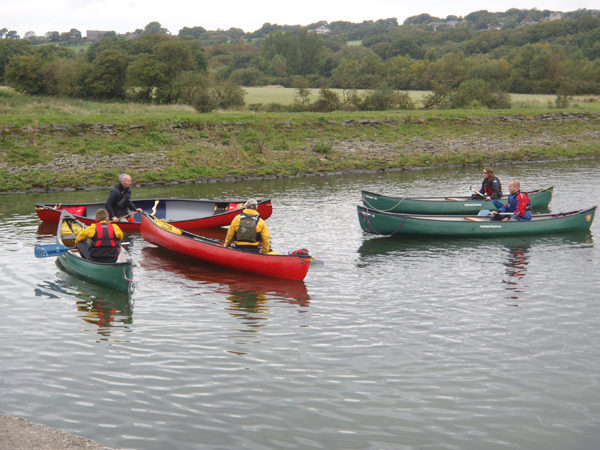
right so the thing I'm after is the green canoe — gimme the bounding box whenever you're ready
[357,205,597,237]
[361,186,553,215]
[56,212,133,293]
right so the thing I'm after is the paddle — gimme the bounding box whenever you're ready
[35,241,130,258]
[34,243,71,258]
[112,212,135,223]
[151,200,159,216]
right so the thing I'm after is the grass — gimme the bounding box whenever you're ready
[1,88,599,193]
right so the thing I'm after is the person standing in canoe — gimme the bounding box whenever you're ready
[224,199,271,253]
[105,173,143,222]
[473,167,503,208]
[490,180,532,222]
[74,209,124,262]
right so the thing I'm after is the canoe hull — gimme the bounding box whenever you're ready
[57,252,133,293]
[361,187,553,215]
[357,205,597,237]
[55,212,133,292]
[36,198,273,232]
[140,214,311,280]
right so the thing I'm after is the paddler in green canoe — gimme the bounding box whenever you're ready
[74,209,124,262]
[225,199,271,254]
[472,166,503,209]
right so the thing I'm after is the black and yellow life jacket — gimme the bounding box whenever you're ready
[236,212,260,243]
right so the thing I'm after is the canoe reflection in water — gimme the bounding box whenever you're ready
[141,246,310,330]
[502,243,531,300]
[35,267,133,339]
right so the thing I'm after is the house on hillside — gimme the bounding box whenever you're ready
[86,30,111,41]
[315,25,330,34]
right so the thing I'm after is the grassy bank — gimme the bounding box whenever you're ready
[1,90,599,193]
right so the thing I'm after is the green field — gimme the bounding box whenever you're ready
[244,87,597,109]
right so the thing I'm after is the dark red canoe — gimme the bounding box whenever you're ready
[35,198,273,232]
[140,213,312,280]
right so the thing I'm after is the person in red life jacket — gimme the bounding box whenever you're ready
[74,209,124,262]
[224,199,271,254]
[472,167,503,208]
[490,180,532,222]
[105,173,143,222]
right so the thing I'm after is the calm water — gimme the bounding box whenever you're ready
[1,160,599,450]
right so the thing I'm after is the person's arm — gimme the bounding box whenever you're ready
[490,179,502,199]
[112,224,124,241]
[258,220,271,253]
[74,224,96,244]
[513,194,529,219]
[224,216,240,247]
[105,188,118,219]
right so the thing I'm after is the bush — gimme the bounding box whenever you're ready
[449,79,511,109]
[229,67,268,86]
[172,72,245,112]
[314,141,333,154]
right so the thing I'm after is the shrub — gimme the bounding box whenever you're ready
[449,79,511,109]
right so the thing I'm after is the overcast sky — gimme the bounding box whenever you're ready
[2,0,597,38]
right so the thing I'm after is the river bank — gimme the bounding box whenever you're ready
[1,110,599,194]
[0,415,117,450]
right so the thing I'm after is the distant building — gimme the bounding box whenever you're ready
[86,30,110,41]
[315,25,330,34]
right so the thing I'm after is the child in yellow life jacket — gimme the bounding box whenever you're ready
[75,209,124,262]
[224,199,271,253]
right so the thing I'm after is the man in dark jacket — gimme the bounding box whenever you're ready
[105,173,142,222]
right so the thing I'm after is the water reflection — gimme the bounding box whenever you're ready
[35,268,133,339]
[357,230,594,262]
[502,243,531,301]
[140,247,310,332]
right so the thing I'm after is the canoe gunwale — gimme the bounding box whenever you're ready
[360,187,554,203]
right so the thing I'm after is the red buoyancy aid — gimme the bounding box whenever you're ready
[90,223,120,261]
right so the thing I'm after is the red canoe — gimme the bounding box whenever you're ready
[140,213,312,280]
[35,198,273,232]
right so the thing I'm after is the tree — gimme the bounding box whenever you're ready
[41,58,89,97]
[297,27,324,75]
[126,54,170,100]
[69,28,82,40]
[260,30,300,75]
[5,54,44,94]
[85,48,129,99]
[143,21,169,35]
[178,26,206,39]
[0,38,31,82]
[45,31,60,42]
[0,28,7,39]
[6,30,20,39]
[292,77,311,105]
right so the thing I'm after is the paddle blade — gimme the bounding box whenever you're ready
[34,243,71,258]
[478,209,491,216]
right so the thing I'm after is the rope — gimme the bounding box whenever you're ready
[361,194,406,212]
[360,210,410,237]
[123,268,135,291]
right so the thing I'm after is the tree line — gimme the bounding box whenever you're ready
[0,10,598,113]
